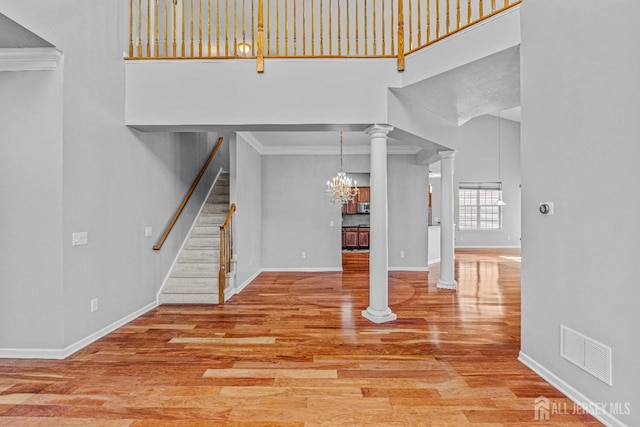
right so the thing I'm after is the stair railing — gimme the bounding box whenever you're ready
[219,203,236,304]
[127,0,521,72]
[153,136,225,250]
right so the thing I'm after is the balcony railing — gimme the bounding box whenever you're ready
[128,0,521,71]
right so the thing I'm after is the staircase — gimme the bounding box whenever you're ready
[159,172,233,304]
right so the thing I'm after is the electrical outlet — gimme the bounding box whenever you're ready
[329,221,334,227]
[72,232,88,246]
[301,251,306,259]
[400,251,405,258]
[145,226,153,237]
[90,298,98,312]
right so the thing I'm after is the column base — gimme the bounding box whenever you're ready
[362,307,397,324]
[437,279,458,290]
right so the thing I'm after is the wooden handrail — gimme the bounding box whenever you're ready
[218,203,236,304]
[153,136,225,250]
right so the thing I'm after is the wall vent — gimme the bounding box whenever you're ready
[560,325,612,385]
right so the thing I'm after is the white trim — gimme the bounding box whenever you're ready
[0,48,62,71]
[237,132,420,156]
[455,245,521,249]
[428,258,441,265]
[0,302,157,360]
[156,168,224,301]
[235,268,263,294]
[518,351,628,427]
[261,267,343,272]
[389,266,429,272]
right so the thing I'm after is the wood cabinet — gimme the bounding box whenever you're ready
[358,228,369,248]
[342,186,370,215]
[358,187,370,203]
[344,228,359,249]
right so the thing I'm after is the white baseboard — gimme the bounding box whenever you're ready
[0,301,157,360]
[388,266,429,272]
[518,351,628,427]
[235,268,263,294]
[261,267,343,272]
[455,245,521,249]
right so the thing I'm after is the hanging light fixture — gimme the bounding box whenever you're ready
[495,111,507,206]
[326,131,358,204]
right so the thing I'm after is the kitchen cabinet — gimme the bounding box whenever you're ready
[358,228,369,248]
[358,187,370,203]
[344,228,359,249]
[345,199,357,214]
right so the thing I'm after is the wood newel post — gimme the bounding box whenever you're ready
[397,0,405,71]
[257,0,265,72]
[219,225,226,304]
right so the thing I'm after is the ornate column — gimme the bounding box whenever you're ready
[362,124,397,324]
[437,151,458,290]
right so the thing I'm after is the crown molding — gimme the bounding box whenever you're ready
[237,132,421,156]
[0,48,62,72]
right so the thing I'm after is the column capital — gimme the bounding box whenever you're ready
[438,150,456,159]
[365,124,394,138]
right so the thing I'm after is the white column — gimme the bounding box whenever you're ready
[362,124,397,324]
[437,151,458,290]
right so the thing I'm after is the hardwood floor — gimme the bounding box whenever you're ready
[0,249,601,426]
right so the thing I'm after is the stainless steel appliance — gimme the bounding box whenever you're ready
[357,202,370,213]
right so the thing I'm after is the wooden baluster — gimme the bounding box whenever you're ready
[138,0,143,56]
[408,0,411,51]
[372,0,376,55]
[397,0,404,70]
[491,0,495,12]
[416,0,421,48]
[456,0,460,29]
[182,0,186,56]
[242,0,246,55]
[190,0,194,56]
[147,0,151,56]
[337,0,341,56]
[479,0,483,17]
[164,0,169,56]
[219,226,226,304]
[155,0,160,56]
[467,0,471,24]
[207,0,211,56]
[173,0,177,56]
[346,0,350,55]
[257,0,264,71]
[285,0,288,55]
[199,0,203,56]
[233,0,237,55]
[129,0,134,57]
[381,0,385,55]
[302,0,306,55]
[426,0,430,42]
[320,0,324,55]
[446,0,450,33]
[390,0,394,55]
[311,0,314,55]
[328,0,332,55]
[436,0,440,38]
[267,0,271,55]
[252,0,255,55]
[294,0,297,55]
[362,0,366,55]
[276,0,280,55]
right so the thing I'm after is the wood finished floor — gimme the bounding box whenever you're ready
[0,249,602,426]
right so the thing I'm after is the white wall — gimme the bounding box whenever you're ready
[0,65,64,349]
[520,2,640,426]
[262,154,343,270]
[0,1,223,352]
[260,151,430,271]
[388,155,430,269]
[233,133,263,287]
[453,115,521,247]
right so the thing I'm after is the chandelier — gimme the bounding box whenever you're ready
[326,132,358,204]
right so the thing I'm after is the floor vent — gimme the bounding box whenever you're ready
[560,325,612,385]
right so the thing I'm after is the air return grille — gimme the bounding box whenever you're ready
[560,325,612,385]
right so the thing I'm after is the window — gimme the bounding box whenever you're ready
[458,182,503,230]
